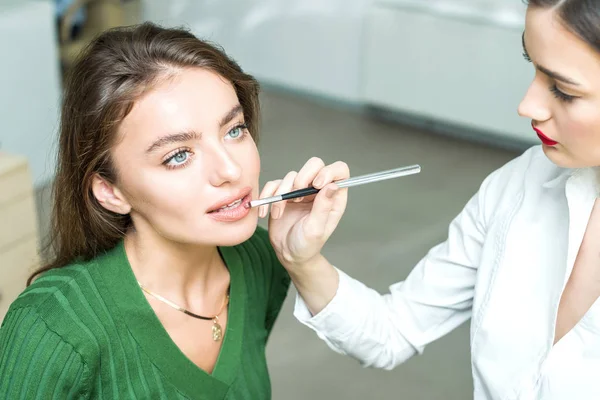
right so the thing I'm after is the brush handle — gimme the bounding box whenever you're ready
[280,187,319,201]
[249,164,421,208]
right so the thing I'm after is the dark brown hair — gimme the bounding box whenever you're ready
[29,22,261,284]
[526,0,600,53]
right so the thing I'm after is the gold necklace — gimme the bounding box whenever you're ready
[138,282,230,342]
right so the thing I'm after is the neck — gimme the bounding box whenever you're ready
[124,223,230,307]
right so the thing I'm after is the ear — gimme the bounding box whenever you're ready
[91,174,132,215]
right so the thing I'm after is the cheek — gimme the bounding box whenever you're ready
[121,164,203,220]
[561,101,600,143]
[249,146,261,196]
[551,100,600,167]
[237,138,261,178]
[248,145,261,177]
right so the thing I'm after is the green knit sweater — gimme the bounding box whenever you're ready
[0,227,291,399]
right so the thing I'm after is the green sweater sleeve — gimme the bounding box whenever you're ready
[0,307,90,399]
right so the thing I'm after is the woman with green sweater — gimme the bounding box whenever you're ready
[0,22,349,399]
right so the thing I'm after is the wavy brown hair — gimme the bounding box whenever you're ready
[29,22,261,284]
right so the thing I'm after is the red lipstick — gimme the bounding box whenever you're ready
[531,123,558,146]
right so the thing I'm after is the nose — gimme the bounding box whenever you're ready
[206,143,242,186]
[517,78,552,123]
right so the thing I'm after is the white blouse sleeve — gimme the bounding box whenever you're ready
[294,162,508,370]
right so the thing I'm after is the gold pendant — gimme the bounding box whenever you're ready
[212,318,223,342]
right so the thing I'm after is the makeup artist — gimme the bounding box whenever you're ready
[261,1,600,398]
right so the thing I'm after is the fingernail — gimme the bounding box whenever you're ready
[294,197,303,203]
[326,188,337,198]
[259,206,266,218]
[313,178,324,188]
[272,206,281,219]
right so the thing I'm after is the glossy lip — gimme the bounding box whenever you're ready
[207,187,253,213]
[207,192,252,222]
[531,122,558,146]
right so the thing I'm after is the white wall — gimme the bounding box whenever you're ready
[362,1,534,143]
[142,0,536,145]
[142,0,372,103]
[0,1,61,188]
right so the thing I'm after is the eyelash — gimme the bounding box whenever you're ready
[163,147,193,170]
[550,85,576,103]
[522,51,576,103]
[226,123,249,141]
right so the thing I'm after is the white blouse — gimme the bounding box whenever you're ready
[294,146,600,399]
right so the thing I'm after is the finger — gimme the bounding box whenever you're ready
[271,171,298,220]
[304,181,349,240]
[312,161,350,189]
[294,157,326,190]
[302,183,339,240]
[324,184,348,236]
[257,179,282,218]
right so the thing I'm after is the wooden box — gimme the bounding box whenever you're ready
[0,153,40,320]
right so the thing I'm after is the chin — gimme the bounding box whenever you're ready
[542,145,593,169]
[214,226,259,247]
[542,147,569,167]
[207,215,260,247]
[153,212,260,248]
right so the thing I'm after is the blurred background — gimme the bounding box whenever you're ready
[0,0,535,398]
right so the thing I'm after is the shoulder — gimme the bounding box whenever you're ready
[0,305,91,398]
[466,145,565,230]
[8,260,96,317]
[3,256,109,359]
[0,260,102,382]
[486,144,561,186]
[478,145,561,203]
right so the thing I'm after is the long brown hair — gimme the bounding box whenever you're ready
[29,22,261,284]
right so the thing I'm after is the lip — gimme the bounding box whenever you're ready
[206,187,253,222]
[531,123,558,146]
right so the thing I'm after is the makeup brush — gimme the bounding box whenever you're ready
[248,164,421,208]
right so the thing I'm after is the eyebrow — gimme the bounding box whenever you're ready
[522,32,580,86]
[145,104,244,153]
[146,131,200,153]
[220,104,244,127]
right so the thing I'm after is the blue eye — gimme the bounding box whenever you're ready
[164,150,191,168]
[226,124,247,140]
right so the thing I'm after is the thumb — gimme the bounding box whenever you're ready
[302,184,338,241]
